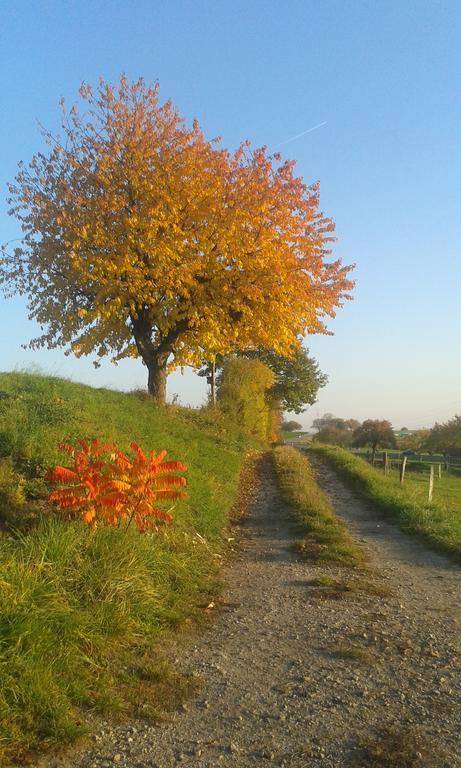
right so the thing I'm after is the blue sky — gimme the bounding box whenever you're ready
[1,0,460,429]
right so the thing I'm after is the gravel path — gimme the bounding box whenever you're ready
[40,453,461,768]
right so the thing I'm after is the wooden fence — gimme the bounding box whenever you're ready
[352,449,461,502]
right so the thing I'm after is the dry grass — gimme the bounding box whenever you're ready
[349,726,447,768]
[306,575,392,600]
[330,643,373,664]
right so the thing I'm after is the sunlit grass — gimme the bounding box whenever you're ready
[311,444,461,561]
[272,445,364,567]
[0,370,256,761]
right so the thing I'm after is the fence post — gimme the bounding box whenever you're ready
[383,451,388,474]
[428,465,434,503]
[438,463,442,480]
[400,456,407,485]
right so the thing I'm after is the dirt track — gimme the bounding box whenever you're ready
[41,453,461,768]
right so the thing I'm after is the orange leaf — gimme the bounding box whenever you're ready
[45,466,78,482]
[82,507,96,524]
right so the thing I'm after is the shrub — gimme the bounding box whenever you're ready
[45,439,187,532]
[217,357,274,440]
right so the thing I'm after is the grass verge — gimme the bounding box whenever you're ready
[272,446,364,567]
[310,444,461,562]
[0,371,257,763]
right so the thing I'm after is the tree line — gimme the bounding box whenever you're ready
[311,413,461,458]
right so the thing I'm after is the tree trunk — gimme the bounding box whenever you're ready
[147,361,167,404]
[130,312,188,407]
[210,358,216,406]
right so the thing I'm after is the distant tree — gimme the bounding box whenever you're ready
[313,424,354,447]
[312,413,359,433]
[424,415,461,454]
[281,419,303,432]
[397,429,430,452]
[312,413,336,431]
[352,419,396,462]
[1,76,353,403]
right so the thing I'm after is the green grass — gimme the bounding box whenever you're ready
[280,430,307,439]
[352,449,461,478]
[385,465,461,511]
[272,446,364,566]
[311,444,461,562]
[0,371,256,762]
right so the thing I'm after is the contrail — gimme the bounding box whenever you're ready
[275,121,327,148]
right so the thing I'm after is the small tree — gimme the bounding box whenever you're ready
[312,414,359,433]
[352,419,396,463]
[241,348,327,414]
[200,347,327,413]
[217,357,274,440]
[397,429,430,453]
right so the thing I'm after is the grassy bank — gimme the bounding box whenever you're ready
[310,444,461,562]
[0,371,255,762]
[272,445,364,566]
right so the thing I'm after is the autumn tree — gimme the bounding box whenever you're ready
[352,419,396,462]
[1,76,353,403]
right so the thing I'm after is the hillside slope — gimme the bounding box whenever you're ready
[0,371,254,762]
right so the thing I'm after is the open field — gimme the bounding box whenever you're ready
[310,444,461,562]
[280,430,308,440]
[382,465,461,510]
[0,371,256,762]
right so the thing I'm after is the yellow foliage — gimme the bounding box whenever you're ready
[217,357,275,440]
[3,76,354,395]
